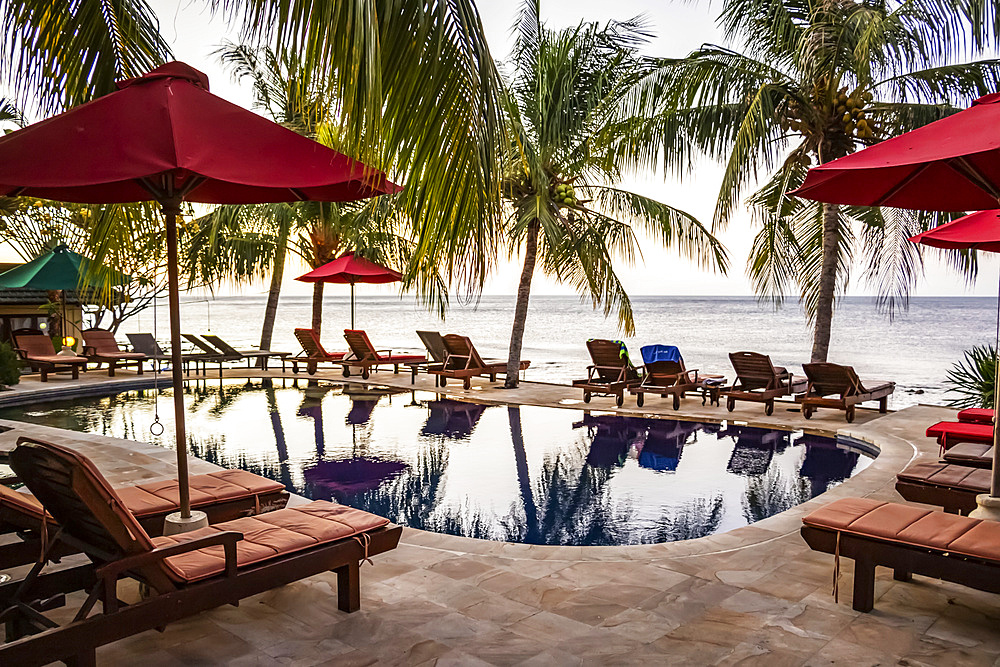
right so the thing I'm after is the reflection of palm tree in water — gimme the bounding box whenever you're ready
[509,407,541,544]
[649,495,725,542]
[742,466,810,524]
[264,380,294,491]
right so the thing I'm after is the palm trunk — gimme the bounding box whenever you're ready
[505,220,540,389]
[311,282,324,337]
[811,202,840,362]
[257,232,288,366]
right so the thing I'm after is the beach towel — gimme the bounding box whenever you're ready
[641,345,683,365]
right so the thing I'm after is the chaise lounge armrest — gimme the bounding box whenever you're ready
[97,531,243,582]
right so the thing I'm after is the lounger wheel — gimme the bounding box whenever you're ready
[342,368,351,378]
[846,406,856,423]
[361,369,370,380]
[583,392,591,403]
[802,406,814,419]
[636,393,644,408]
[672,394,680,410]
[726,397,735,412]
[616,393,624,407]
[765,400,774,416]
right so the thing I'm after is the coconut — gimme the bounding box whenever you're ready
[842,113,851,123]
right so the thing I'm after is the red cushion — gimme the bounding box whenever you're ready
[926,421,994,447]
[957,408,994,424]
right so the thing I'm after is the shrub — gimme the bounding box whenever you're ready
[0,342,21,387]
[945,344,996,409]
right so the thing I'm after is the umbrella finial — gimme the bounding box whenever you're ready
[117,62,210,92]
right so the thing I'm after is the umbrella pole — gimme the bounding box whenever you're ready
[994,269,1000,496]
[163,202,192,519]
[351,282,356,330]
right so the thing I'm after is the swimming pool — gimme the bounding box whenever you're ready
[2,379,873,545]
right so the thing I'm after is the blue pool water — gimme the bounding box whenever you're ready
[2,379,874,545]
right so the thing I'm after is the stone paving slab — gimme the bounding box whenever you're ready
[0,369,996,665]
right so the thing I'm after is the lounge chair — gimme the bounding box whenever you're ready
[416,331,505,386]
[958,407,994,424]
[797,362,894,423]
[127,332,223,376]
[201,333,290,371]
[801,497,1000,612]
[81,328,146,377]
[0,438,401,665]
[572,339,642,407]
[12,330,88,381]
[0,461,288,567]
[340,329,426,379]
[629,345,699,409]
[429,334,529,390]
[926,420,993,451]
[721,351,806,416]
[894,461,989,515]
[942,442,993,468]
[290,327,347,375]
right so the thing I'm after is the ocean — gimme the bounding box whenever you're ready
[120,294,997,409]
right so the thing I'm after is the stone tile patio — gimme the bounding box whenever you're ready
[0,367,997,665]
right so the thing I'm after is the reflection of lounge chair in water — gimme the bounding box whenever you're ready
[573,414,642,469]
[421,399,487,437]
[796,434,860,496]
[638,419,701,471]
[304,458,408,499]
[720,425,791,476]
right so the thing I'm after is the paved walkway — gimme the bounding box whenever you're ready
[1,368,998,665]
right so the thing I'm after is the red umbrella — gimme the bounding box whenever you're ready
[295,252,402,328]
[793,93,1000,210]
[0,62,399,525]
[794,94,1000,504]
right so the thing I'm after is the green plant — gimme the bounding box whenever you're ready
[946,345,996,409]
[0,342,21,387]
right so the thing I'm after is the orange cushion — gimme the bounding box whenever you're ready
[896,462,990,492]
[154,501,388,582]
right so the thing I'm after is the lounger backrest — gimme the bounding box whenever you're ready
[8,438,176,592]
[441,335,478,370]
[127,333,166,356]
[344,330,379,361]
[803,362,862,397]
[82,329,122,353]
[14,333,57,357]
[183,333,224,356]
[417,331,448,363]
[294,328,330,360]
[202,334,241,357]
[729,351,779,391]
[586,339,638,382]
[645,360,685,381]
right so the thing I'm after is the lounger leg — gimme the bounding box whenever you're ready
[71,366,79,380]
[852,558,876,612]
[879,397,888,413]
[40,369,48,382]
[108,361,116,377]
[892,568,912,582]
[65,648,97,666]
[335,561,360,613]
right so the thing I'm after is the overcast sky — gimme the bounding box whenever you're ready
[4,1,995,298]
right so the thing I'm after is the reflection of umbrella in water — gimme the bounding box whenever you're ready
[421,399,487,437]
[304,458,408,499]
[638,419,701,472]
[796,434,860,497]
[720,425,790,476]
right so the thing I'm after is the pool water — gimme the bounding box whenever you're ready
[2,379,874,546]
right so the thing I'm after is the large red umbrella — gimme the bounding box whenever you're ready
[794,93,1000,210]
[0,62,399,525]
[794,94,1000,502]
[295,252,402,328]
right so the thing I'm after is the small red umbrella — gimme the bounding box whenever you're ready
[0,62,399,523]
[793,93,1000,211]
[295,252,402,328]
[909,210,1000,251]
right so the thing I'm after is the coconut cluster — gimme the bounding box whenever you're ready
[836,88,875,140]
[552,182,577,207]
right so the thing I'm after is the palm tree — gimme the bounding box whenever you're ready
[499,1,728,388]
[626,0,1000,361]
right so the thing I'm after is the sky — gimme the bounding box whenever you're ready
[3,0,996,299]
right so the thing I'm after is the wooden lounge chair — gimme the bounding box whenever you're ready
[721,351,806,416]
[340,329,426,379]
[0,438,401,665]
[801,497,1000,612]
[290,327,347,375]
[629,345,699,409]
[201,333,290,371]
[942,442,993,468]
[894,461,989,515]
[958,407,994,424]
[413,330,448,384]
[81,328,146,377]
[0,458,288,568]
[429,334,529,390]
[797,362,894,423]
[572,339,642,407]
[12,330,88,381]
[126,332,221,375]
[926,420,994,451]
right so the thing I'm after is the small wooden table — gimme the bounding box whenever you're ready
[699,374,727,406]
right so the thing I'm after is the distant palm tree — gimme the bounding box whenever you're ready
[499,1,728,387]
[627,0,1000,361]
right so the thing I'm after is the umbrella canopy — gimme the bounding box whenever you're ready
[793,93,1000,210]
[908,209,1000,251]
[0,244,130,290]
[0,62,399,524]
[295,252,402,328]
